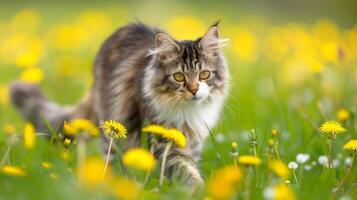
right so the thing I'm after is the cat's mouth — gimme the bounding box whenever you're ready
[192,96,202,101]
[181,91,209,102]
[187,95,207,104]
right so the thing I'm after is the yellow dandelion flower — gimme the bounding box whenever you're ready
[63,121,75,134]
[337,109,349,122]
[64,138,71,145]
[20,67,44,84]
[273,184,296,200]
[42,161,53,169]
[207,165,242,200]
[319,121,347,135]
[23,122,35,149]
[1,165,27,176]
[320,41,339,63]
[4,123,16,135]
[123,148,156,171]
[142,125,187,148]
[343,140,357,152]
[272,129,278,136]
[110,177,142,200]
[78,157,110,186]
[15,38,44,68]
[0,84,9,106]
[101,120,127,139]
[269,160,290,179]
[232,29,258,63]
[63,119,99,137]
[142,125,169,136]
[166,129,187,148]
[232,142,238,150]
[166,16,205,39]
[238,155,261,166]
[47,24,88,50]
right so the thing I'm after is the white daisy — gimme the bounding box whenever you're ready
[345,157,352,166]
[332,159,340,168]
[296,153,310,164]
[288,161,298,169]
[318,155,328,166]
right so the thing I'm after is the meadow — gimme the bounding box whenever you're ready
[0,1,356,200]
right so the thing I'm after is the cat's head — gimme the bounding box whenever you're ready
[144,23,229,112]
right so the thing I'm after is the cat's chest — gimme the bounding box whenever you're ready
[151,97,224,139]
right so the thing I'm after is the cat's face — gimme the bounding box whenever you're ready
[144,25,229,110]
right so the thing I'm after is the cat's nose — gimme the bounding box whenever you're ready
[187,82,199,95]
[188,87,198,95]
[187,81,199,95]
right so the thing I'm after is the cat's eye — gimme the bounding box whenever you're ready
[199,70,210,80]
[173,72,185,82]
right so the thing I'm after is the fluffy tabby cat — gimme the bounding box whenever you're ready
[10,22,229,185]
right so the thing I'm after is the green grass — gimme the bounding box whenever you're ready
[1,1,357,200]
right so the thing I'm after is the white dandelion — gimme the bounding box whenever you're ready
[296,153,310,164]
[288,161,298,170]
[318,155,329,166]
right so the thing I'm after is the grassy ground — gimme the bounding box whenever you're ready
[0,1,357,200]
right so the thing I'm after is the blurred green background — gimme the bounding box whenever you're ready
[0,0,356,199]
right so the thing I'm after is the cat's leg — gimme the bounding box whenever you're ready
[154,141,203,186]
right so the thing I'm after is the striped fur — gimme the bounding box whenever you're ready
[10,22,229,186]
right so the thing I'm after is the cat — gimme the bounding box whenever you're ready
[10,22,229,186]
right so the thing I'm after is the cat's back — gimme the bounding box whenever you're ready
[94,23,160,72]
[93,23,161,121]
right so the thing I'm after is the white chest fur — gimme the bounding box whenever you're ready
[152,95,225,139]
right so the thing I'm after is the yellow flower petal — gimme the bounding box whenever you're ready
[272,129,278,136]
[1,165,27,176]
[238,155,261,165]
[110,177,142,200]
[63,119,99,137]
[101,120,127,139]
[343,140,357,152]
[0,84,9,106]
[78,157,110,186]
[23,122,36,149]
[337,109,349,121]
[64,138,71,145]
[142,125,187,148]
[20,67,44,84]
[319,121,347,135]
[273,184,296,200]
[269,160,290,179]
[166,16,205,39]
[232,30,258,63]
[123,148,156,171]
[207,165,242,200]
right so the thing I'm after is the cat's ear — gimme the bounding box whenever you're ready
[199,22,227,56]
[152,32,180,61]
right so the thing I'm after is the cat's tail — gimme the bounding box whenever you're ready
[10,81,94,135]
